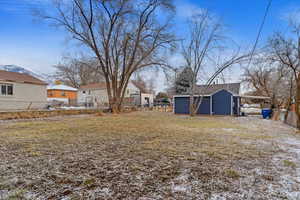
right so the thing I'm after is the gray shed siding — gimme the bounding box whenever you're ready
[196,97,211,115]
[174,97,190,114]
[212,90,232,115]
[174,89,240,116]
[174,96,211,115]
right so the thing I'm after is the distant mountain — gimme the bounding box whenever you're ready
[0,65,51,83]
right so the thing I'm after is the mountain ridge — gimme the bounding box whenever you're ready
[0,65,50,83]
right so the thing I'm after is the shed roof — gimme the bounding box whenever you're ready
[196,83,240,95]
[47,84,78,91]
[0,70,47,85]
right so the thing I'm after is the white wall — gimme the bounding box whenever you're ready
[141,93,154,107]
[0,82,47,110]
[78,82,141,107]
[78,89,109,106]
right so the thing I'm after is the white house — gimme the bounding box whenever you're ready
[0,70,47,110]
[78,81,154,107]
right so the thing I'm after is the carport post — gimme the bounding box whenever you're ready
[173,96,175,114]
[231,96,233,116]
[210,96,212,115]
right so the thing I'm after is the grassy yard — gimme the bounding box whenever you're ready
[0,111,298,199]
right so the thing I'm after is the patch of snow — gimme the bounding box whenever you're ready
[171,170,192,194]
[269,137,300,199]
[60,106,87,110]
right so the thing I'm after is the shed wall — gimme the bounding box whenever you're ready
[174,97,190,114]
[196,97,211,115]
[212,90,232,115]
[174,96,211,115]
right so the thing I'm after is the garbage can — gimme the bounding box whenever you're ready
[262,108,272,119]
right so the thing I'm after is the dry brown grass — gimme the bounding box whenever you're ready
[0,112,283,199]
[0,109,102,120]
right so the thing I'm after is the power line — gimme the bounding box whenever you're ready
[246,0,273,69]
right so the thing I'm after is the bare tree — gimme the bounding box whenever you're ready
[268,32,300,126]
[181,11,248,116]
[132,73,156,94]
[243,55,294,108]
[43,0,175,113]
[54,57,104,88]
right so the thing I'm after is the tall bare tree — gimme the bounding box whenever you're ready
[243,55,294,108]
[181,11,248,116]
[268,32,300,126]
[44,0,175,112]
[54,57,104,88]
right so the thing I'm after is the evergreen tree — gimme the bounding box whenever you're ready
[175,67,194,94]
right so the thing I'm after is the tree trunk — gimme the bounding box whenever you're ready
[295,74,300,128]
[284,98,291,123]
[110,97,121,114]
[189,95,196,116]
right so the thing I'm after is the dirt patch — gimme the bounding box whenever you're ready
[0,112,299,199]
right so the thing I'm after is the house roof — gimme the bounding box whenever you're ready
[195,83,241,95]
[79,82,107,90]
[0,70,47,85]
[47,84,78,91]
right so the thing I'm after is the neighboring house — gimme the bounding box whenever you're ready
[174,83,241,116]
[78,81,154,107]
[131,93,154,107]
[0,70,47,110]
[47,84,78,105]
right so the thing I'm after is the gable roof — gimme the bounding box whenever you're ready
[47,84,78,91]
[196,83,240,95]
[0,70,47,85]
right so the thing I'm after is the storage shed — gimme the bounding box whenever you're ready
[174,83,241,116]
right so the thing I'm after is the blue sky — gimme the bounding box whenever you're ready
[0,0,299,87]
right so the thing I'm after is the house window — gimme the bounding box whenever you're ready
[88,90,91,95]
[83,91,86,94]
[0,84,13,96]
[61,91,66,96]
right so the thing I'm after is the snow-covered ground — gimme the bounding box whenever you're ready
[1,113,300,199]
[210,117,300,199]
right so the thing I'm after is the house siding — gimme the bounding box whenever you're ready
[77,82,140,107]
[0,82,47,110]
[47,90,77,100]
[78,89,109,106]
[212,90,232,115]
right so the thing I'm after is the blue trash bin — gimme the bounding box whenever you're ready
[262,109,272,119]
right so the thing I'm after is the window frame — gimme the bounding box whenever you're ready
[0,83,13,96]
